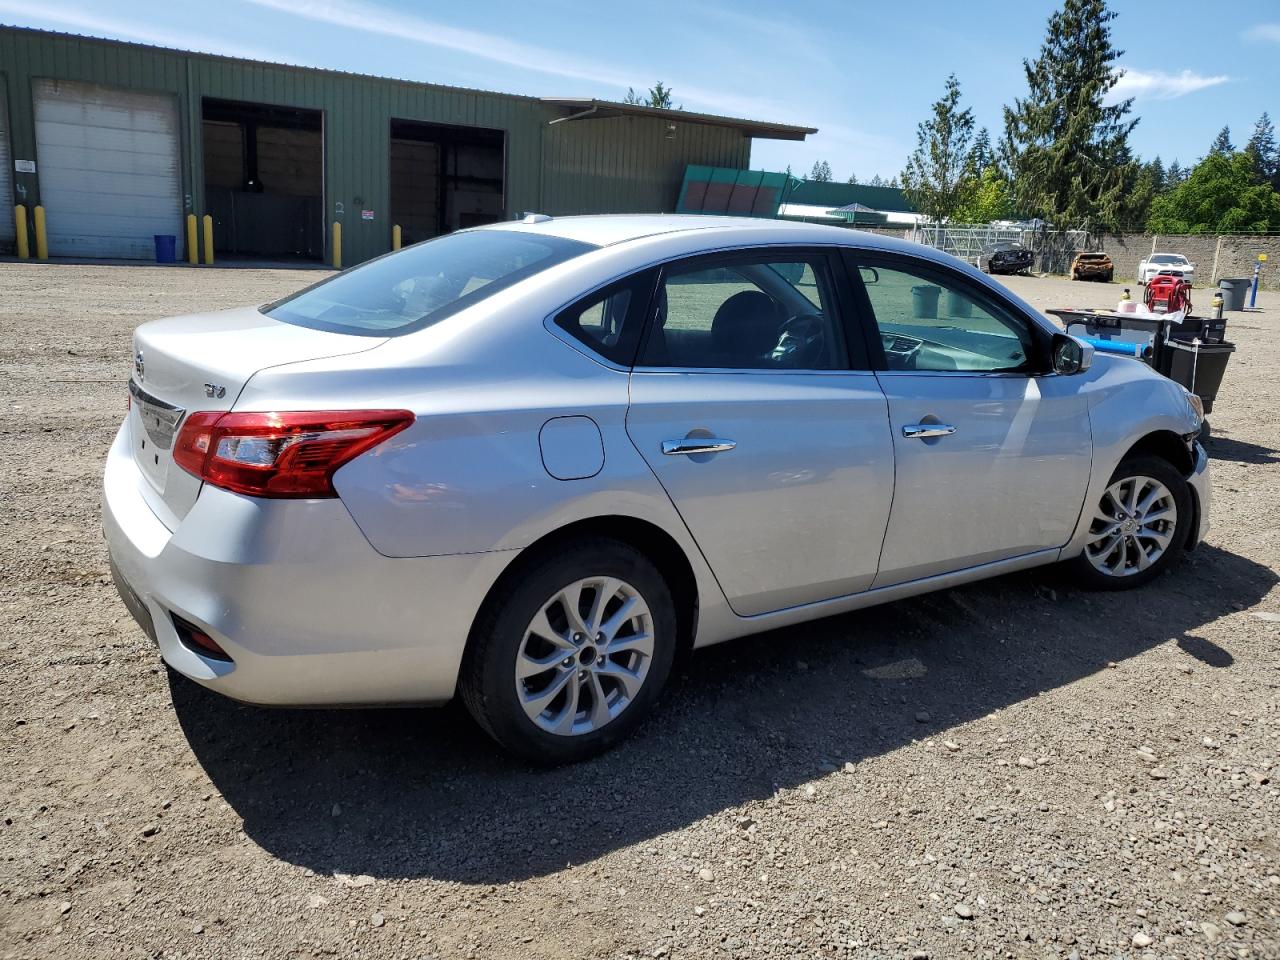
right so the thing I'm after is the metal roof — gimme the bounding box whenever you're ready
[542,98,817,141]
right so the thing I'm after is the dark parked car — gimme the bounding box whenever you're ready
[979,242,1034,276]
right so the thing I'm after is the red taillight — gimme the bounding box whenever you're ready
[173,409,414,498]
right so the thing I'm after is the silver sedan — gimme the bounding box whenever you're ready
[104,215,1210,762]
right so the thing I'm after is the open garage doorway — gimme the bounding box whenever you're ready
[202,98,323,261]
[389,120,504,246]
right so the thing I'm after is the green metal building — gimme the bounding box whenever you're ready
[0,26,815,264]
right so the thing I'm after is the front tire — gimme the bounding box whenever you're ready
[1065,455,1191,590]
[460,538,677,763]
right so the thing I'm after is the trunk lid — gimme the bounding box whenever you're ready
[127,306,384,526]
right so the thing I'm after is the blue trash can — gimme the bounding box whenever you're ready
[153,234,177,264]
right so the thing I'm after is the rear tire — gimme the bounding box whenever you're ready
[460,538,677,764]
[1065,455,1191,590]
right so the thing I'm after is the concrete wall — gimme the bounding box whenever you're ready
[1097,234,1280,289]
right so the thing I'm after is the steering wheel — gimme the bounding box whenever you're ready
[771,313,827,368]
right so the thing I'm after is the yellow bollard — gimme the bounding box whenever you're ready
[33,205,49,260]
[392,224,401,251]
[331,221,342,269]
[14,205,28,259]
[202,214,214,265]
[186,214,198,265]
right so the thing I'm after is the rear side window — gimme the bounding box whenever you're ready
[638,254,847,370]
[553,272,655,366]
[266,230,596,336]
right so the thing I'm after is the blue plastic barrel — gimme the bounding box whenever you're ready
[153,234,177,263]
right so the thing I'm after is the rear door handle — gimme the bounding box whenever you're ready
[902,423,957,439]
[662,438,737,456]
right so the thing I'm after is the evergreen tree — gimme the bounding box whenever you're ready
[1245,112,1278,186]
[624,82,678,109]
[868,174,885,187]
[846,172,859,184]
[970,128,995,174]
[901,74,976,222]
[1167,159,1185,184]
[808,160,833,182]
[1148,156,1166,194]
[1000,0,1138,230]
[1208,126,1233,156]
[1149,152,1280,233]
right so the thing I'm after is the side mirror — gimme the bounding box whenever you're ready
[859,266,880,285]
[1052,333,1093,375]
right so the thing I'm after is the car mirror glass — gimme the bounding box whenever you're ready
[860,266,879,285]
[1052,333,1092,375]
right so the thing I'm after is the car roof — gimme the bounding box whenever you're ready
[474,213,880,248]
[1151,252,1187,258]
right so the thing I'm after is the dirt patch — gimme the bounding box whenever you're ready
[1,262,1277,959]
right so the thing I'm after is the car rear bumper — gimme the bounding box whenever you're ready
[102,423,515,706]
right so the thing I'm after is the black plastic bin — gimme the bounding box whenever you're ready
[1156,336,1235,413]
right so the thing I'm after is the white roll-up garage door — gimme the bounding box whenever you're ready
[0,92,14,249]
[33,79,182,259]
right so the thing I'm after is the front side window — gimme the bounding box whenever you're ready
[638,254,846,370]
[266,230,596,336]
[857,261,1035,373]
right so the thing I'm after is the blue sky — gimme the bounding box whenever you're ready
[2,0,1276,180]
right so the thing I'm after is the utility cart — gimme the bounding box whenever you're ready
[1046,307,1235,433]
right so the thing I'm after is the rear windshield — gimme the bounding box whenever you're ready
[265,230,597,336]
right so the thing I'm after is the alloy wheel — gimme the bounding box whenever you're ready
[1084,475,1178,578]
[515,577,654,736]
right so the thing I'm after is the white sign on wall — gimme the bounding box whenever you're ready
[15,159,35,173]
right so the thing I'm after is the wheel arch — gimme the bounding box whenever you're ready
[1120,429,1194,476]
[466,515,701,660]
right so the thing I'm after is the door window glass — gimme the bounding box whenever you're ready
[858,263,1034,373]
[639,255,844,370]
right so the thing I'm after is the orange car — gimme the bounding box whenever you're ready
[1071,251,1114,282]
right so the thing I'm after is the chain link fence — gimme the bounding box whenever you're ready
[908,224,1093,273]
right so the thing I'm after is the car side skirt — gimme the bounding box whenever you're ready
[692,548,1059,648]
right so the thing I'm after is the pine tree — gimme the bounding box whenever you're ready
[901,74,976,222]
[1245,112,1278,187]
[1147,156,1166,194]
[1000,0,1138,230]
[624,82,678,109]
[868,174,885,187]
[1167,159,1185,184]
[970,128,995,174]
[846,172,859,184]
[1208,126,1233,156]
[808,160,833,182]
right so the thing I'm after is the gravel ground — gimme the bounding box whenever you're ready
[1,262,1277,960]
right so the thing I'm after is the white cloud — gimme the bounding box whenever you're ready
[241,0,801,123]
[0,0,286,62]
[1108,67,1229,103]
[1243,22,1280,43]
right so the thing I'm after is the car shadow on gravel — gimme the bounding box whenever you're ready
[170,543,1275,885]
[1205,434,1279,465]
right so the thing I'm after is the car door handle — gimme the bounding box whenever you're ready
[662,438,737,456]
[902,423,957,439]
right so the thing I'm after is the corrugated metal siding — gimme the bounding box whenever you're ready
[0,74,14,248]
[542,115,749,215]
[1,27,759,265]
